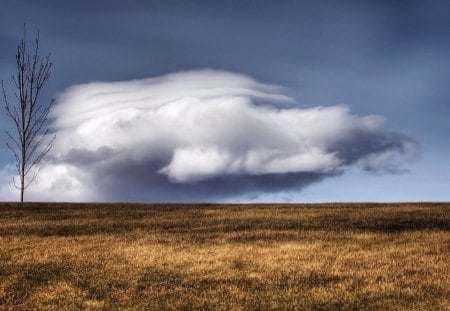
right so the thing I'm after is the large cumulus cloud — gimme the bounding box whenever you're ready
[1,70,416,202]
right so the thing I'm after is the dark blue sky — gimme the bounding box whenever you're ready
[0,0,449,202]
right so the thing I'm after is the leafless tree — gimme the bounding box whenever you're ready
[1,27,55,203]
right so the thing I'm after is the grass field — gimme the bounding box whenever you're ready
[0,202,448,310]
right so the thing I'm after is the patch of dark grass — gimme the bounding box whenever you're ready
[136,268,184,293]
[0,262,68,304]
[0,203,448,238]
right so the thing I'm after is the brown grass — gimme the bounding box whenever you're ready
[0,202,448,310]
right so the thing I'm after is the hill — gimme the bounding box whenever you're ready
[0,202,449,310]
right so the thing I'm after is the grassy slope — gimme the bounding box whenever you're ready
[0,202,448,310]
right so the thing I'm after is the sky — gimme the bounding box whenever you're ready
[0,0,449,203]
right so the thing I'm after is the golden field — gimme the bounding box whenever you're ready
[0,202,448,310]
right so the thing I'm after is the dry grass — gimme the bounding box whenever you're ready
[0,202,448,310]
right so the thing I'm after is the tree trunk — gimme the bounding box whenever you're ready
[20,160,24,203]
[20,185,24,203]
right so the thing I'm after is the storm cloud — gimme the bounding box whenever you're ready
[1,70,416,202]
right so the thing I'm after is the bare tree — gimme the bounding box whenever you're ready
[1,27,55,203]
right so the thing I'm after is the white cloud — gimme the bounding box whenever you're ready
[0,165,17,201]
[0,70,416,202]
